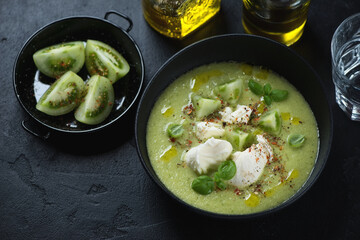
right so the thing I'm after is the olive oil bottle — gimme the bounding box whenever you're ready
[142,0,221,39]
[242,0,310,46]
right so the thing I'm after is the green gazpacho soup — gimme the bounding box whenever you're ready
[146,62,318,215]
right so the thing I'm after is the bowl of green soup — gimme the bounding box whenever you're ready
[135,34,332,218]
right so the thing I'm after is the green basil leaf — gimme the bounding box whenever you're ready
[216,179,227,190]
[264,95,272,106]
[248,79,264,96]
[213,172,226,190]
[191,175,215,195]
[213,172,221,182]
[217,160,236,180]
[287,134,305,148]
[270,89,289,101]
[263,83,272,95]
[167,123,184,138]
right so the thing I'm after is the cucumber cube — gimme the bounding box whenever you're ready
[226,129,254,151]
[215,79,243,104]
[192,95,221,119]
[259,110,282,135]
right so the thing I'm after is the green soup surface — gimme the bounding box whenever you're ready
[146,62,318,215]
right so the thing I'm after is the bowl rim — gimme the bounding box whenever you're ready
[135,33,333,219]
[13,14,145,134]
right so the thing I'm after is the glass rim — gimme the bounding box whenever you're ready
[331,12,360,67]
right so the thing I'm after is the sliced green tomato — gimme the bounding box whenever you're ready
[215,79,243,104]
[85,39,130,84]
[259,109,282,135]
[33,41,85,78]
[167,123,184,138]
[36,71,85,116]
[74,75,114,125]
[192,95,221,119]
[287,134,305,148]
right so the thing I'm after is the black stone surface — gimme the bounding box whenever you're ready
[1,0,360,239]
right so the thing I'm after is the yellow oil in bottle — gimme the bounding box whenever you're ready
[242,0,310,46]
[142,0,221,39]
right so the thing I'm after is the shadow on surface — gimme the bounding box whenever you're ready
[22,106,137,155]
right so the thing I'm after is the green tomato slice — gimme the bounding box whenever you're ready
[33,41,85,78]
[74,75,114,125]
[85,40,130,84]
[36,71,85,116]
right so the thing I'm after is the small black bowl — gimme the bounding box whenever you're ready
[135,34,333,218]
[13,11,144,137]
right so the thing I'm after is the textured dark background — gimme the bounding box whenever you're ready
[1,0,360,239]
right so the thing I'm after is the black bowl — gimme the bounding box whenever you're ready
[13,11,144,136]
[135,34,333,218]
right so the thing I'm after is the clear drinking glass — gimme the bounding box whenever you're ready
[242,0,311,46]
[331,13,360,121]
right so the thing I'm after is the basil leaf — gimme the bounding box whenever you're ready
[264,95,272,106]
[167,123,184,138]
[213,172,220,182]
[287,134,305,148]
[218,160,236,180]
[248,79,264,96]
[213,172,226,190]
[270,89,289,101]
[216,179,227,190]
[191,175,215,195]
[263,83,272,95]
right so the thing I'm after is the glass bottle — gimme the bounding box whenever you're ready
[142,0,221,39]
[242,0,311,46]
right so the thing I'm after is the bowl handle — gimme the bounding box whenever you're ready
[21,119,51,140]
[104,10,133,33]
